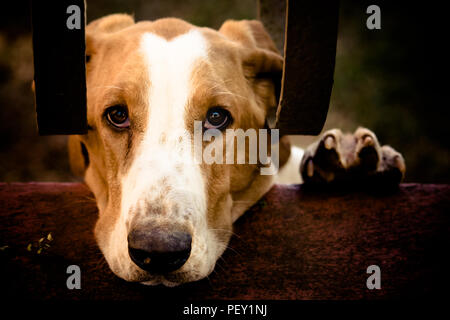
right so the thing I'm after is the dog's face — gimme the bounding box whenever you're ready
[69,15,286,286]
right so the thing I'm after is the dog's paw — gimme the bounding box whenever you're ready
[300,127,405,187]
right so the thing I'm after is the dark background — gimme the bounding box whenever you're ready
[0,0,448,182]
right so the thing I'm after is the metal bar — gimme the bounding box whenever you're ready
[257,0,286,54]
[31,0,87,135]
[259,0,339,135]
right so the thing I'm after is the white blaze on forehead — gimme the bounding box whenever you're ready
[140,30,208,144]
[120,30,209,225]
[104,30,230,284]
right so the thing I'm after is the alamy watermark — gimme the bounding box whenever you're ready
[66,5,81,30]
[66,264,81,289]
[366,265,381,289]
[193,121,280,175]
[366,5,381,30]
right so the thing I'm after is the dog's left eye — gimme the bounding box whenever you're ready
[106,105,130,129]
[204,107,232,130]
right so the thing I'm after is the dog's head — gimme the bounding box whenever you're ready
[68,14,288,286]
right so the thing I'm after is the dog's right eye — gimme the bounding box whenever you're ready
[105,105,130,129]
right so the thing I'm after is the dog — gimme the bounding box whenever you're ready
[67,14,405,286]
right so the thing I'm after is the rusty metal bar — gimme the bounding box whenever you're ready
[31,0,87,135]
[259,0,339,135]
[257,0,286,53]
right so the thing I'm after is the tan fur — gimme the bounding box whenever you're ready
[68,14,290,285]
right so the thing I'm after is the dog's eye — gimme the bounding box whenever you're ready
[204,107,232,130]
[106,105,130,129]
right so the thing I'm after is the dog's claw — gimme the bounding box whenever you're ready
[353,128,381,171]
[324,135,335,150]
[306,159,314,177]
[363,135,373,146]
[394,155,406,174]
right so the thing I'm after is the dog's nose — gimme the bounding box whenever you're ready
[127,228,192,273]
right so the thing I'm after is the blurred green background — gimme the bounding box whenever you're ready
[0,1,448,183]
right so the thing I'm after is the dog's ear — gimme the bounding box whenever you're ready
[85,14,135,63]
[219,20,283,114]
[219,20,279,54]
[218,20,282,75]
[68,135,89,177]
[219,20,290,168]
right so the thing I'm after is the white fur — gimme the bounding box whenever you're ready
[274,146,304,184]
[122,30,209,220]
[106,31,224,286]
